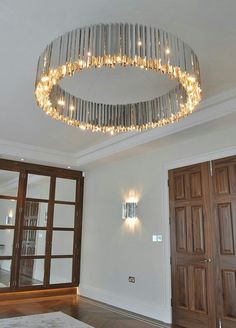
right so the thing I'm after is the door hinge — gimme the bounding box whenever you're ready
[167,179,169,187]
[170,257,172,265]
[209,161,213,176]
[169,217,171,225]
[171,298,173,307]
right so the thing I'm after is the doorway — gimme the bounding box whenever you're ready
[169,156,236,328]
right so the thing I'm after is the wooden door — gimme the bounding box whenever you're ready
[169,162,216,328]
[212,157,236,328]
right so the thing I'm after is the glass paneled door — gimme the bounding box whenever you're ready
[0,170,19,289]
[50,178,78,286]
[0,159,84,293]
[18,175,50,287]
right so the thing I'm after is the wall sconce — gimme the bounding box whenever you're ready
[122,202,137,220]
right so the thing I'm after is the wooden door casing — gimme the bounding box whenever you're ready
[169,162,216,328]
[212,157,236,328]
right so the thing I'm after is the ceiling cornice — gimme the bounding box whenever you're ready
[0,139,76,167]
[0,87,236,168]
[75,87,236,166]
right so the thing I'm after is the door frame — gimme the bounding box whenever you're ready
[162,145,236,323]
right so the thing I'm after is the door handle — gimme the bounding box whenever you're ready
[199,258,212,263]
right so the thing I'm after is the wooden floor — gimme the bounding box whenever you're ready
[0,294,171,328]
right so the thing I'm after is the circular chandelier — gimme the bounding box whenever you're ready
[35,23,201,134]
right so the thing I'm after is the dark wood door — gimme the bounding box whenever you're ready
[169,162,216,328]
[212,157,236,328]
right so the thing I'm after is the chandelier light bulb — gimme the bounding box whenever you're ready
[165,47,170,55]
[57,99,65,106]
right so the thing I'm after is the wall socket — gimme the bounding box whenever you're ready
[128,276,135,283]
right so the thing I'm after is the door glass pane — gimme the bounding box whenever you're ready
[0,229,14,256]
[0,170,19,197]
[50,258,72,284]
[52,231,74,255]
[55,178,76,202]
[26,174,50,200]
[21,230,46,256]
[19,259,44,286]
[0,199,17,226]
[23,201,48,227]
[0,259,11,288]
[53,204,75,228]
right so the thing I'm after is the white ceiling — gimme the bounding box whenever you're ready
[0,0,236,165]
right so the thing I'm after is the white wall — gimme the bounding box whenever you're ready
[80,113,236,324]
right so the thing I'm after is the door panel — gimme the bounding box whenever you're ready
[192,205,205,253]
[175,207,187,253]
[213,157,236,328]
[169,162,216,328]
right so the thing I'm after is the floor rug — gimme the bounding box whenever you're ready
[0,311,94,328]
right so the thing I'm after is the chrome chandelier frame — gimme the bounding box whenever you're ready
[35,23,201,134]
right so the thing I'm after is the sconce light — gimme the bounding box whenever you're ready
[122,202,137,220]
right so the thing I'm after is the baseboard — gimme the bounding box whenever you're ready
[0,287,77,303]
[78,284,172,324]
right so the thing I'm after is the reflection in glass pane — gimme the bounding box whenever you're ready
[50,258,72,284]
[53,204,75,228]
[26,174,50,199]
[21,230,46,256]
[23,201,48,227]
[52,231,74,255]
[0,170,19,197]
[19,259,44,286]
[0,229,14,256]
[55,178,76,202]
[0,199,17,226]
[0,260,11,288]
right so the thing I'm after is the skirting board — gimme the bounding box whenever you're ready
[78,284,172,324]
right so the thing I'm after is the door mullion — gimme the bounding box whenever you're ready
[44,176,56,287]
[11,171,27,289]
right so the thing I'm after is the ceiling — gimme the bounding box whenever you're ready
[0,0,236,165]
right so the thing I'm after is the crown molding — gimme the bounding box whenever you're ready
[0,88,236,168]
[0,139,76,167]
[75,87,236,166]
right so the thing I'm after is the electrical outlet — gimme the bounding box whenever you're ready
[128,276,135,283]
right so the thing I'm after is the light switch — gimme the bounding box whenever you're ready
[152,234,163,242]
[157,234,163,242]
[152,235,158,242]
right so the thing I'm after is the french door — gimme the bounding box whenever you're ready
[0,159,84,291]
[169,156,236,328]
